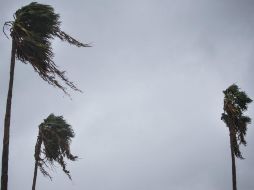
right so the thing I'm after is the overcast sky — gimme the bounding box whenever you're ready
[0,0,254,190]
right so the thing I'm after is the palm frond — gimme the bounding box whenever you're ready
[4,2,90,94]
[222,84,252,159]
[36,114,77,180]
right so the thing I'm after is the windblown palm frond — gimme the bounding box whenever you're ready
[36,114,77,179]
[4,2,90,94]
[221,84,252,159]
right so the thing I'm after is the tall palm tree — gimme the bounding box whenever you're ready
[221,84,252,190]
[32,114,77,190]
[2,2,89,189]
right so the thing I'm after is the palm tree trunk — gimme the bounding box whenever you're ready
[1,39,16,190]
[229,129,237,190]
[32,132,42,190]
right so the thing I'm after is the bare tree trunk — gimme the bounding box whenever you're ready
[229,129,237,190]
[32,131,42,190]
[1,40,16,190]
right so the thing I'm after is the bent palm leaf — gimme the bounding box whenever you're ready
[4,2,90,94]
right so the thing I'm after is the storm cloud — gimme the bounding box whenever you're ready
[0,0,254,189]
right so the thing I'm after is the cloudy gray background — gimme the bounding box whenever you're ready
[0,0,254,189]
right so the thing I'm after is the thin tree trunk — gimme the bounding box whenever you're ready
[32,131,42,190]
[1,40,16,190]
[229,129,237,190]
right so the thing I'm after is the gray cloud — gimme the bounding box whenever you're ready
[0,0,254,189]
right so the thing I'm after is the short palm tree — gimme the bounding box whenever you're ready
[221,84,252,190]
[1,2,89,189]
[32,114,77,190]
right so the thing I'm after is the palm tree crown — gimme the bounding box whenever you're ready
[36,114,77,179]
[221,84,252,159]
[4,2,90,94]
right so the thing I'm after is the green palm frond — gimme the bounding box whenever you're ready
[37,114,77,179]
[4,2,91,94]
[221,84,252,159]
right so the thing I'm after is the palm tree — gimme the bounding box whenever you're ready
[32,114,77,190]
[2,2,89,189]
[221,84,252,190]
